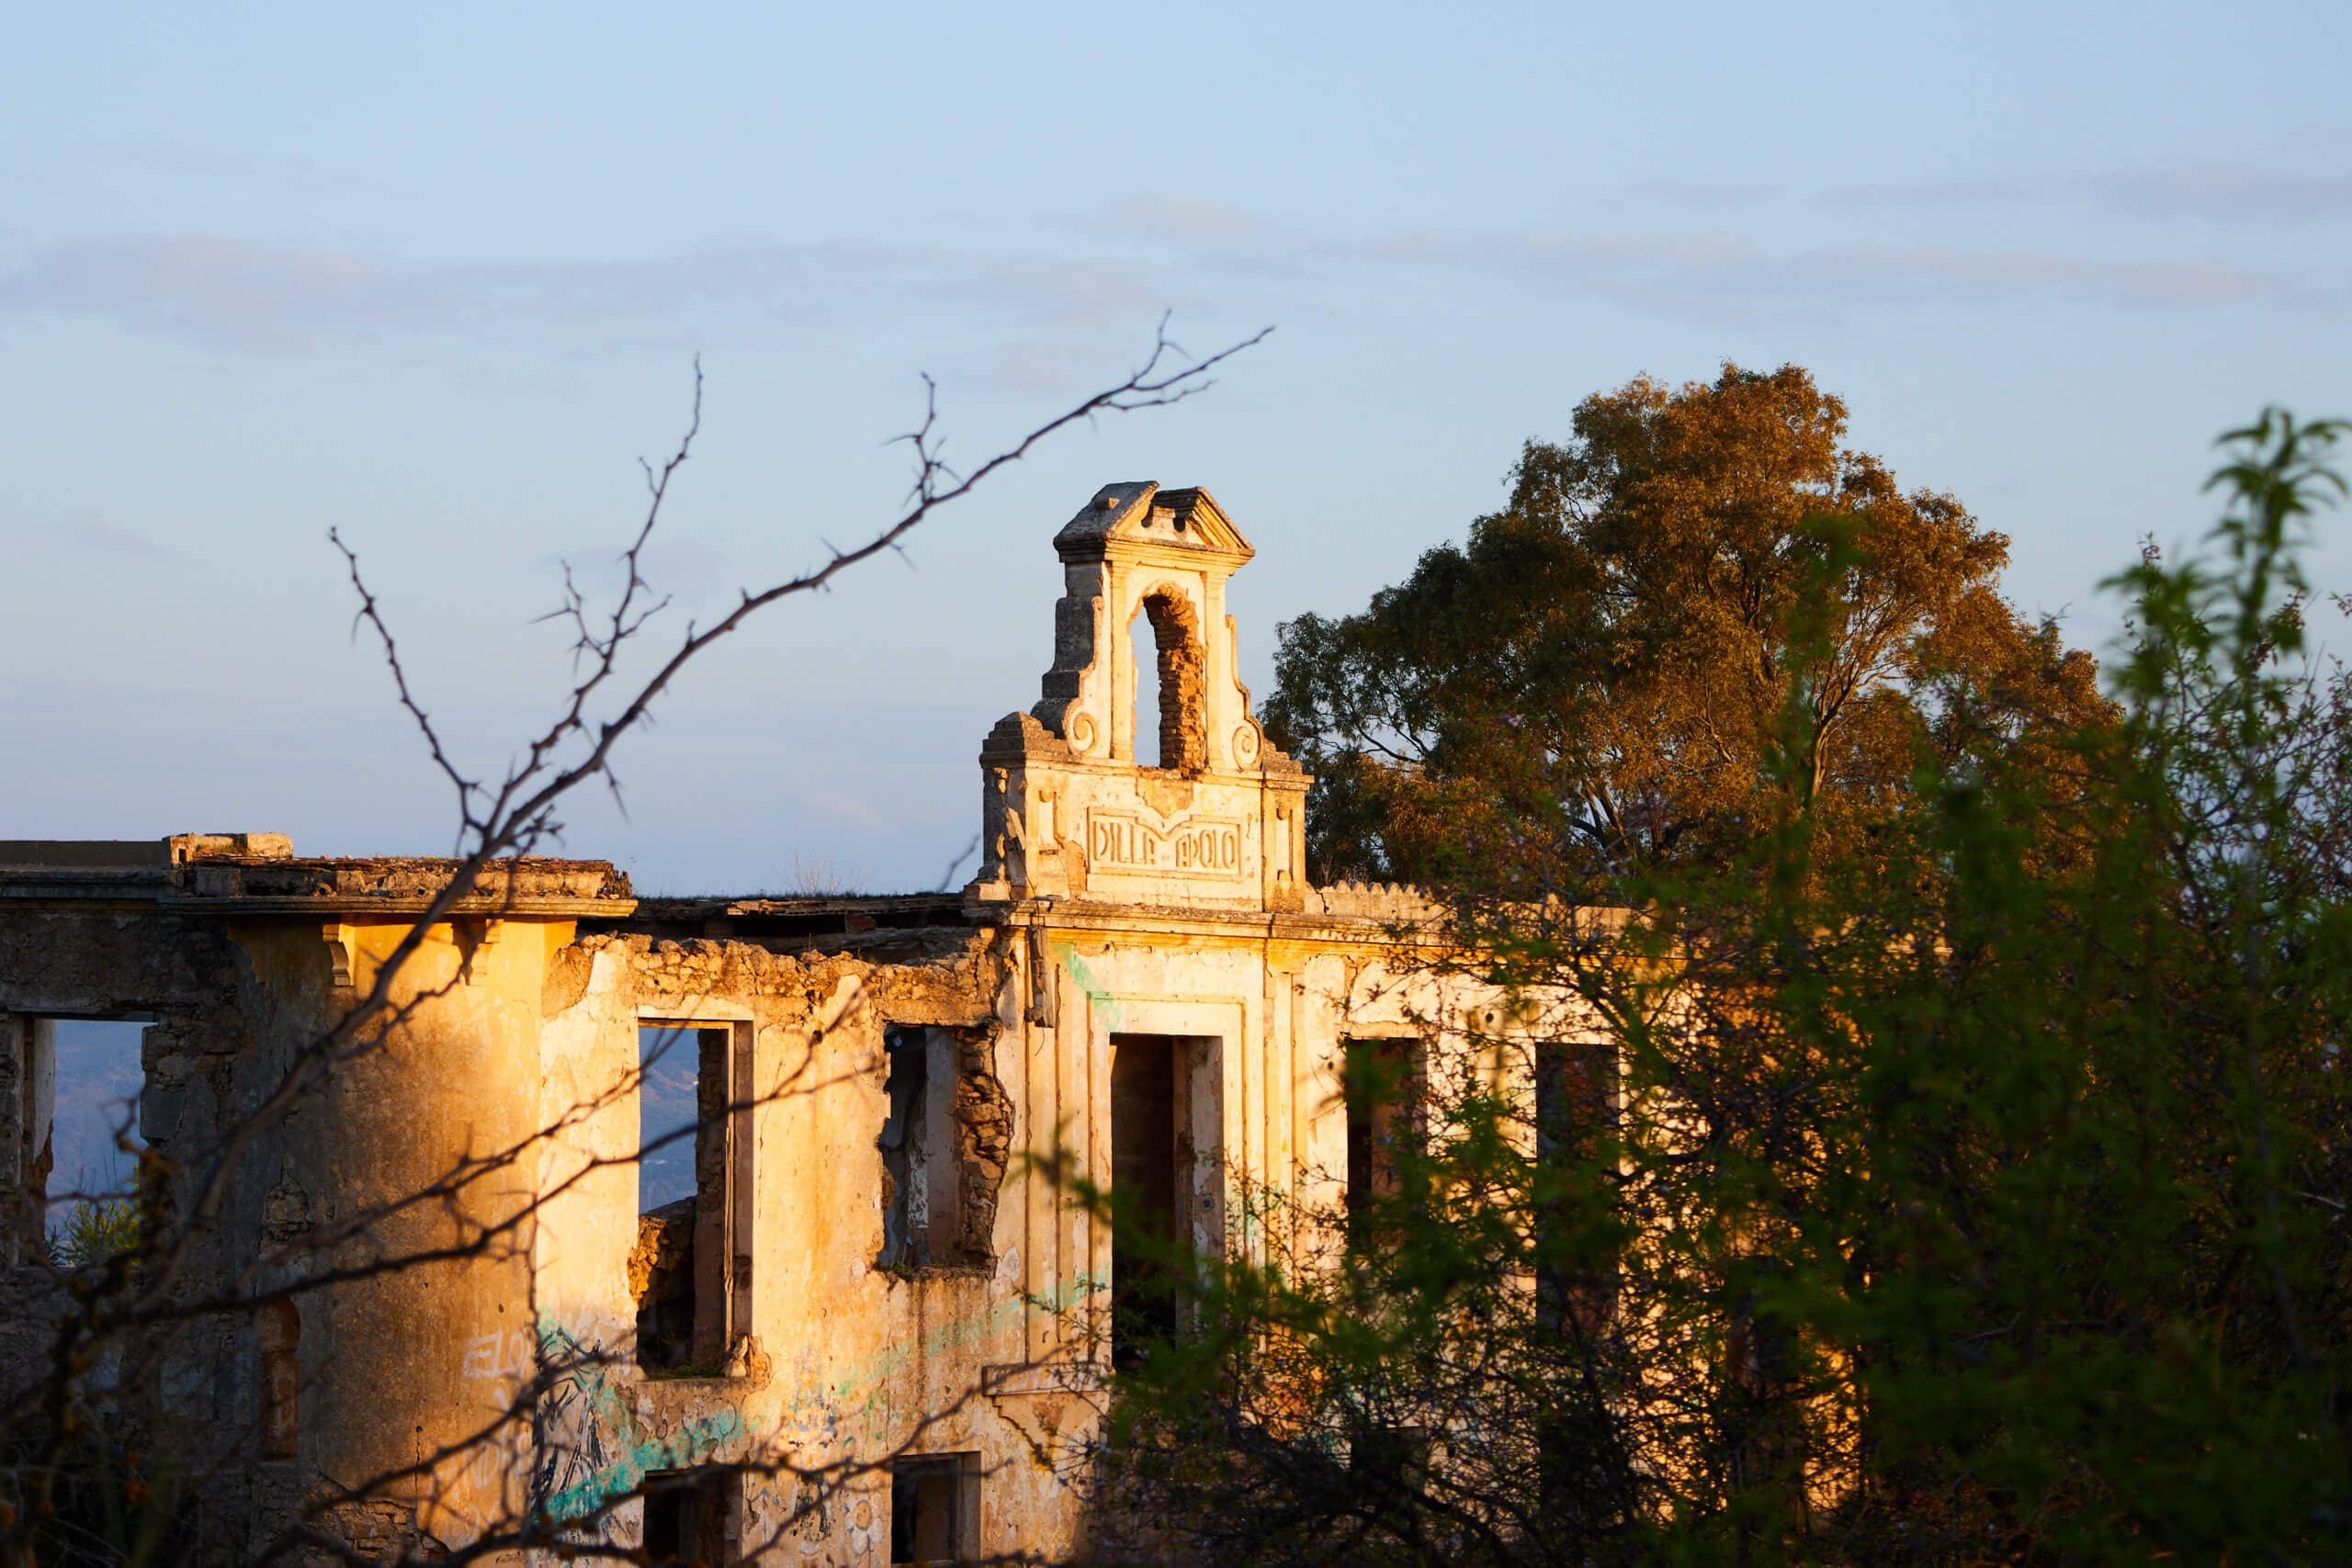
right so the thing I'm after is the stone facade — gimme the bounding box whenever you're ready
[0,485,1532,1564]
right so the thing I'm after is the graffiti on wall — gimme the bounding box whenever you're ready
[524,1318,748,1530]
[1054,941,1122,1030]
[467,1269,1103,1545]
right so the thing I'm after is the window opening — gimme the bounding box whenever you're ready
[632,1024,736,1373]
[875,1029,1001,1279]
[1109,1033,1185,1368]
[7,1017,147,1267]
[1343,1039,1418,1224]
[1533,1038,1619,1334]
[877,1025,1006,1271]
[259,1300,300,1459]
[1533,1038,1614,1171]
[1351,1422,1434,1493]
[640,1465,733,1564]
[879,1026,953,1269]
[1128,590,1205,773]
[889,1452,977,1564]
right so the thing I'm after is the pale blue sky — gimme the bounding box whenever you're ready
[5,2,2347,894]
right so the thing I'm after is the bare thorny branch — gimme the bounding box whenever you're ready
[337,319,1262,862]
[6,319,1267,1567]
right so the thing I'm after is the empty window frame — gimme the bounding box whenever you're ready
[889,1451,978,1564]
[639,1465,737,1564]
[1350,1422,1434,1496]
[1533,1037,1620,1333]
[1532,1038,1615,1163]
[1343,1037,1421,1224]
[876,1025,1008,1272]
[878,1025,958,1269]
[4,1015,148,1268]
[632,1022,750,1374]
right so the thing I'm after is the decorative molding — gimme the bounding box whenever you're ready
[319,923,356,989]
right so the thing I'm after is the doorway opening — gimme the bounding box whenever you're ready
[1108,1032,1219,1369]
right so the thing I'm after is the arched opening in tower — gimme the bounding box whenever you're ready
[1130,589,1206,773]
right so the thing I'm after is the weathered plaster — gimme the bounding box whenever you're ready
[0,484,1564,1565]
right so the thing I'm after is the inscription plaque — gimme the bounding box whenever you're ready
[1088,810,1245,878]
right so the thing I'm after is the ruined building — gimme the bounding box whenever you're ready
[2,485,1529,1563]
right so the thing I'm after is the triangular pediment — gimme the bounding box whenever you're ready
[1053,481,1254,563]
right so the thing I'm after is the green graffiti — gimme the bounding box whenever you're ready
[1054,941,1121,1030]
[526,1272,1103,1525]
[544,1408,748,1524]
[531,1317,753,1527]
[794,1269,1104,1440]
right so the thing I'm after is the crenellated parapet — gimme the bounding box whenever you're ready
[971,483,1310,912]
[1306,880,1446,925]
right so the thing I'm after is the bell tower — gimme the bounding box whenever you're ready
[971,482,1309,911]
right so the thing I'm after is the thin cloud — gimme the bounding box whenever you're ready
[78,137,392,197]
[1803,243,2294,308]
[4,235,391,353]
[1608,179,1783,210]
[954,255,1163,332]
[1488,230,1764,272]
[534,537,733,604]
[13,199,2332,375]
[1098,193,1269,245]
[1817,176,2027,209]
[1504,232,2321,317]
[2082,164,2352,221]
[64,509,170,558]
[0,232,1169,356]
[1174,212,2330,320]
[1076,194,2331,320]
[1822,163,2352,222]
[1368,227,2320,317]
[991,336,1131,396]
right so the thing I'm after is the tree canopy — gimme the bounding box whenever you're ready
[1095,401,2352,1566]
[1266,363,2109,889]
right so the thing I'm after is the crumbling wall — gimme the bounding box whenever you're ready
[629,1197,696,1369]
[2,834,1492,1565]
[0,908,257,1268]
[2,1015,54,1259]
[517,921,1052,1562]
[949,1024,1013,1266]
[0,905,334,1563]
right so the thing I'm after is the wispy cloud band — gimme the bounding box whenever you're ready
[5,177,2338,366]
[0,233,1164,356]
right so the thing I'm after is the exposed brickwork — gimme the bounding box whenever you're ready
[1141,589,1207,773]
